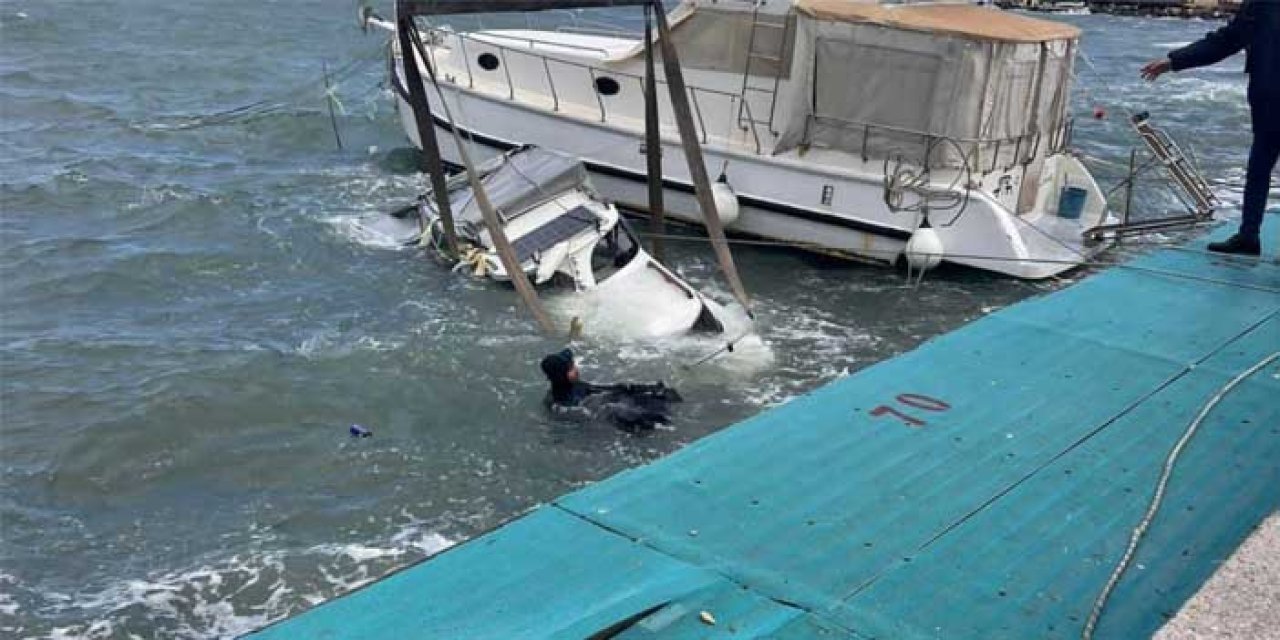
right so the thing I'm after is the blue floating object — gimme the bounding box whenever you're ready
[349,424,371,438]
[1058,185,1088,219]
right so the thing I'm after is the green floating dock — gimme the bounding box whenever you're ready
[250,217,1279,639]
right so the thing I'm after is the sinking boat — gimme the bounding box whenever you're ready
[371,0,1115,280]
[366,145,727,338]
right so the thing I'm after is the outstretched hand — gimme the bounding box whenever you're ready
[1140,57,1172,82]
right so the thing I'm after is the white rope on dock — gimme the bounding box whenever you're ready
[1082,351,1280,640]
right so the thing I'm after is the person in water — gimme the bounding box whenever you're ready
[1141,0,1279,256]
[539,349,681,432]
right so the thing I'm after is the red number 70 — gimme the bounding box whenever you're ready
[869,394,951,428]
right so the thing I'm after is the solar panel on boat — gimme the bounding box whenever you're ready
[510,207,598,263]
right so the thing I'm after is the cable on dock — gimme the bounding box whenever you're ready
[1082,351,1280,640]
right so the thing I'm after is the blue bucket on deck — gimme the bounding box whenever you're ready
[1057,186,1088,220]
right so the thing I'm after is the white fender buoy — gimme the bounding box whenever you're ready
[904,216,944,286]
[711,173,740,227]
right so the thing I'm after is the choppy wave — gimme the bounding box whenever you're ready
[3,521,454,639]
[3,7,1263,638]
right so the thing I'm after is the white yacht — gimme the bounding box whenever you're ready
[377,0,1112,279]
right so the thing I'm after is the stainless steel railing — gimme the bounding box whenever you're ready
[808,114,1073,174]
[432,29,768,154]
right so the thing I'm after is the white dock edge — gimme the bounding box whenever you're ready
[1156,512,1280,640]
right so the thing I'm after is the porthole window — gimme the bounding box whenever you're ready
[594,76,621,96]
[477,53,500,71]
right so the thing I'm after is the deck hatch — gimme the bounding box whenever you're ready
[510,206,598,263]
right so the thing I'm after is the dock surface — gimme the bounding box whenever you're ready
[248,217,1279,639]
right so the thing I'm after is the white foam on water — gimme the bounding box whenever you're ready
[548,281,775,380]
[323,213,420,251]
[0,572,20,617]
[294,328,404,359]
[20,520,456,640]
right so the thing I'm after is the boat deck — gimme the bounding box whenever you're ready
[247,215,1279,639]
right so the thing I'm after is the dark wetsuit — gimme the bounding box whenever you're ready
[540,350,681,432]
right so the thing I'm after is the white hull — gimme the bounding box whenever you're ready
[402,89,1106,280]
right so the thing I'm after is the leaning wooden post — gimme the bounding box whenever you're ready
[417,35,557,336]
[652,0,750,312]
[643,3,665,261]
[398,14,460,256]
[458,158,558,336]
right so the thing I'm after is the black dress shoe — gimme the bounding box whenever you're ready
[1207,234,1261,256]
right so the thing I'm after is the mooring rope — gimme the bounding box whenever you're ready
[143,46,387,131]
[679,328,756,371]
[1082,351,1280,640]
[631,232,1279,294]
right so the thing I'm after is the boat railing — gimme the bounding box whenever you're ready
[809,114,1073,174]
[395,31,1068,166]
[436,29,767,154]
[555,24,643,39]
[465,31,616,57]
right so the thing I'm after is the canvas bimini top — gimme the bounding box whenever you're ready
[441,147,592,226]
[793,0,1081,43]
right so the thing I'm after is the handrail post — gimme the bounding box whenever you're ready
[587,67,607,122]
[689,87,708,144]
[742,99,762,154]
[499,47,514,99]
[542,57,560,111]
[458,35,474,88]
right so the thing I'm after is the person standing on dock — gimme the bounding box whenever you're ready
[1141,0,1279,256]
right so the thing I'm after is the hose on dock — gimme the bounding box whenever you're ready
[1083,351,1280,640]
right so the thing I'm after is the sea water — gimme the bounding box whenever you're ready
[0,3,1257,636]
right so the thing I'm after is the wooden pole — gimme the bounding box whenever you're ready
[399,18,460,256]
[643,3,665,261]
[1123,147,1136,242]
[418,36,557,336]
[322,62,344,151]
[652,0,750,312]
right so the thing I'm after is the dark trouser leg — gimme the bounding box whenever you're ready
[1240,127,1280,240]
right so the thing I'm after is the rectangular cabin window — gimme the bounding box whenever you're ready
[814,39,941,135]
[668,9,794,78]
